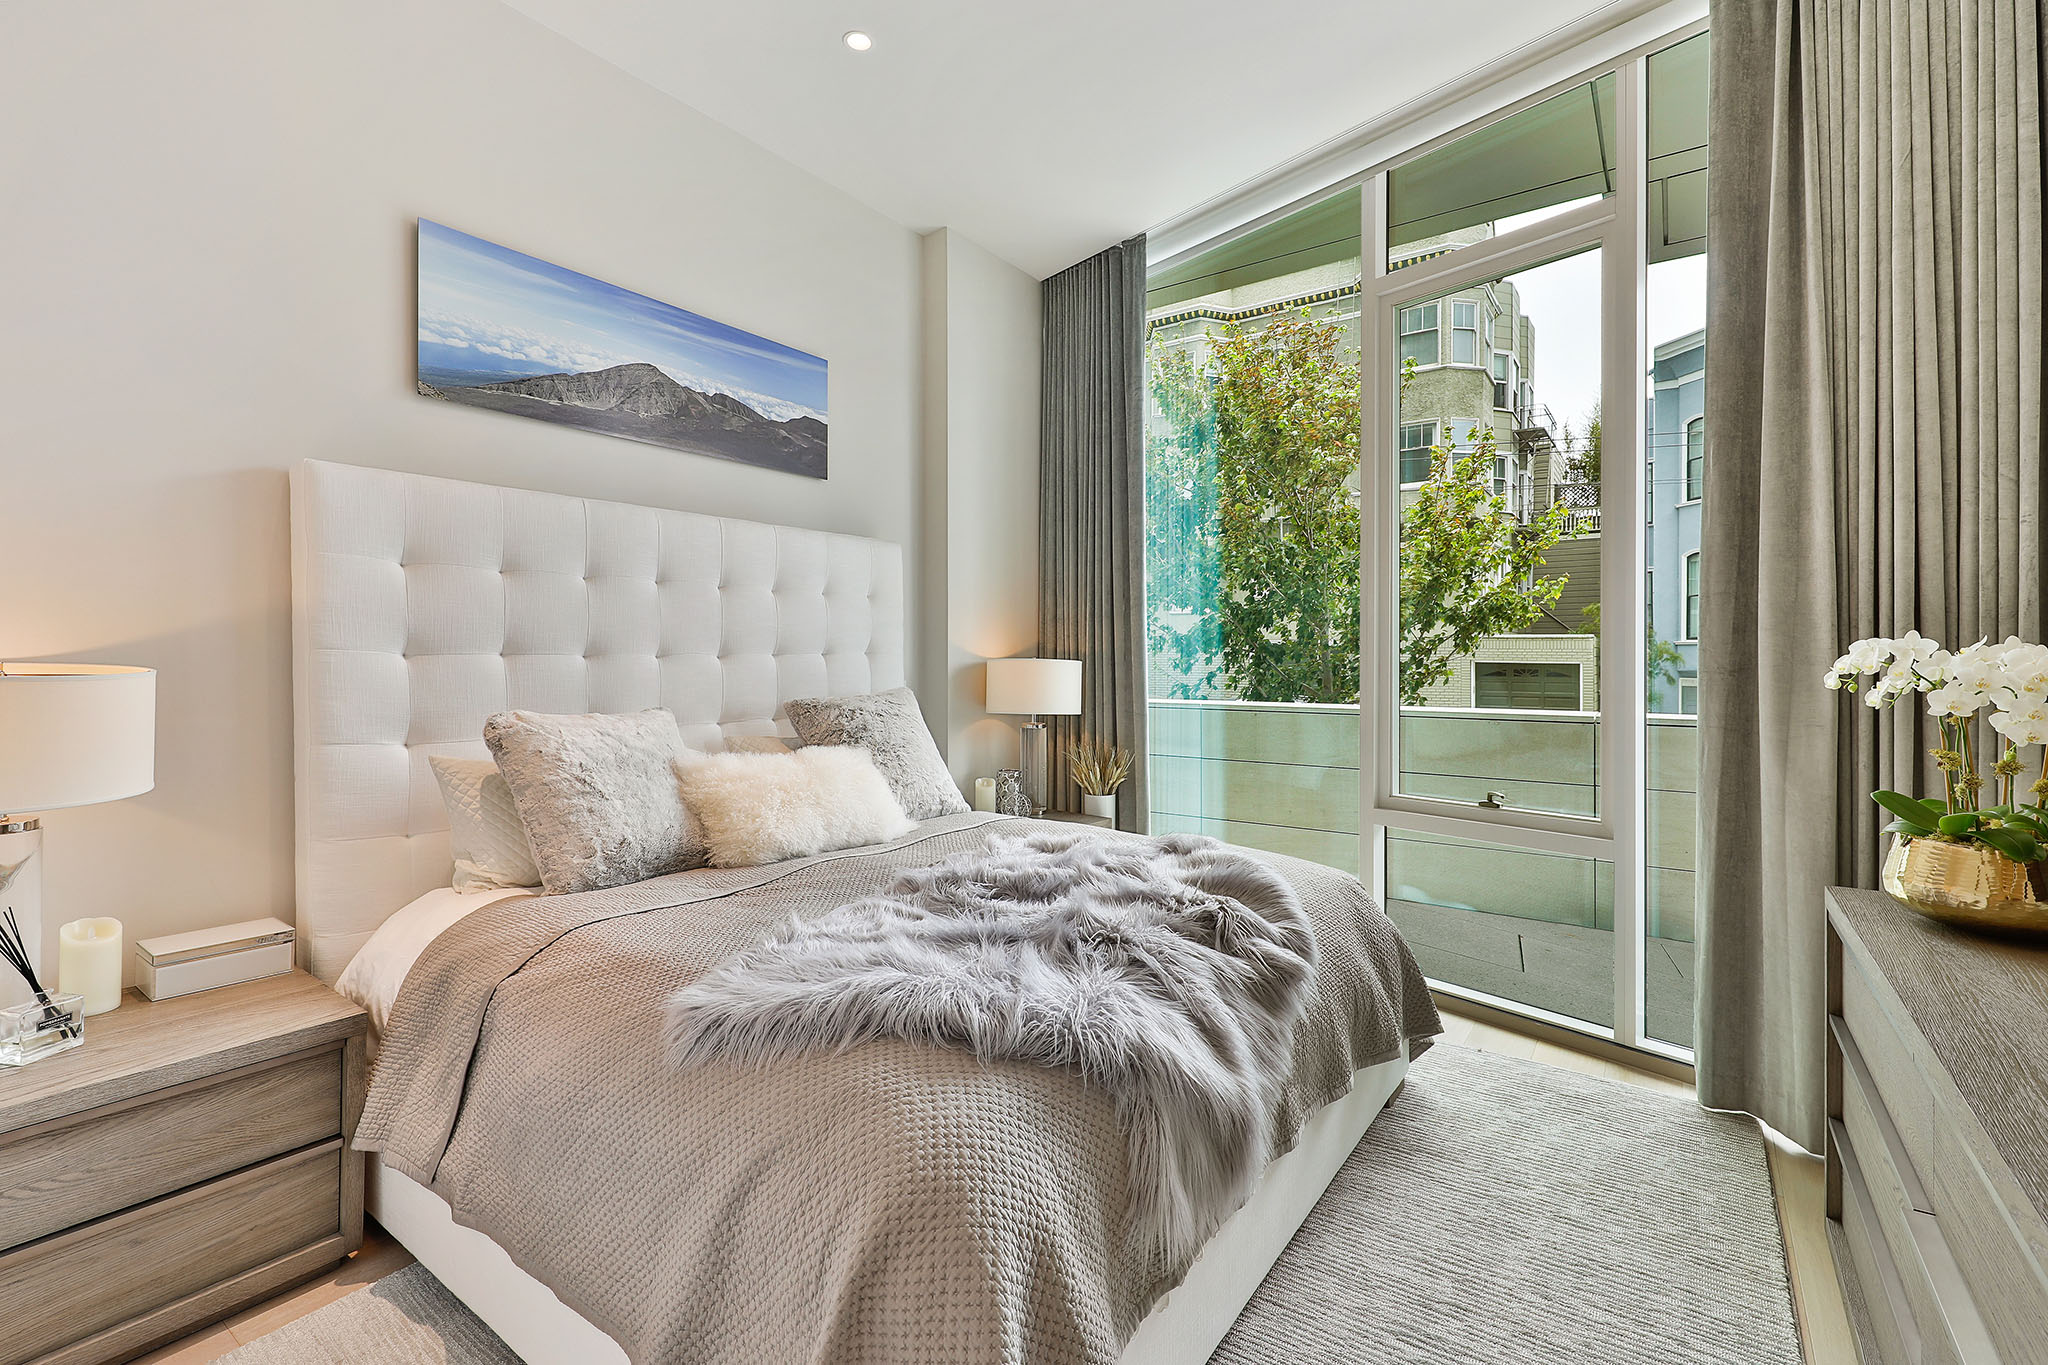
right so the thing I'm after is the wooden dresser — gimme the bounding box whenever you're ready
[0,971,367,1365]
[1825,887,2048,1365]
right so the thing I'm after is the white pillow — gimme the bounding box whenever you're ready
[673,747,917,868]
[429,755,542,891]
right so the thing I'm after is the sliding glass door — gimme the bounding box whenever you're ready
[1141,23,1707,1060]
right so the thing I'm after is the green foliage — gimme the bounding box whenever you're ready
[1148,310,1362,703]
[1560,401,1602,486]
[1144,338,1223,698]
[1147,308,1576,708]
[1578,602,1686,708]
[1874,790,2048,863]
[1398,428,1570,706]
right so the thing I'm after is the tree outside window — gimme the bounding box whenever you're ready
[1146,312,1572,708]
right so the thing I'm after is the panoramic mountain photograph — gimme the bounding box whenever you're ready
[416,219,828,478]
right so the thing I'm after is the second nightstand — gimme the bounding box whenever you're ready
[1038,809,1114,829]
[0,970,367,1365]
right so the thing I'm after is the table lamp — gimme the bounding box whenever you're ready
[985,658,1081,817]
[0,664,156,1012]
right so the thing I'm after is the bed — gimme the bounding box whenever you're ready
[290,458,1439,1364]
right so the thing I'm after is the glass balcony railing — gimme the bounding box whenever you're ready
[1146,699,1697,1045]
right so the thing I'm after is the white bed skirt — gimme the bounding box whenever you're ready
[367,1046,1410,1365]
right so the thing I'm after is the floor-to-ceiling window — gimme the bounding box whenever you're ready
[1143,190,1365,874]
[1143,19,1707,1062]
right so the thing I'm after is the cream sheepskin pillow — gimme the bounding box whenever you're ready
[674,746,917,868]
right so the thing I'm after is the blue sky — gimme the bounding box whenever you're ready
[416,219,826,424]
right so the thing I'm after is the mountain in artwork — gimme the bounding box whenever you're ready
[420,363,828,478]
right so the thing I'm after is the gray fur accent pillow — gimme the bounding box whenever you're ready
[483,708,707,895]
[784,687,968,820]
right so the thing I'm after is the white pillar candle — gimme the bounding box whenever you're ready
[972,777,997,812]
[59,917,123,1016]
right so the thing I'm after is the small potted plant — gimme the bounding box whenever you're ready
[1066,738,1133,824]
[1826,633,2048,933]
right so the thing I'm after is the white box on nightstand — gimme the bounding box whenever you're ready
[134,917,295,1000]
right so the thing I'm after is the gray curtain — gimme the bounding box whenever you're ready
[1698,0,2046,1150]
[1041,234,1149,831]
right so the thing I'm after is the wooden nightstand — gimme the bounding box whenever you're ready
[1039,809,1113,828]
[0,971,367,1365]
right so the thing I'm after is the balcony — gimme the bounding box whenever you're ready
[1548,481,1601,535]
[1147,698,1696,1048]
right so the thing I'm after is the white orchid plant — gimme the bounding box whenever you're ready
[1825,632,2048,864]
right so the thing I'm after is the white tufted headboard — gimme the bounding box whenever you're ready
[289,459,906,983]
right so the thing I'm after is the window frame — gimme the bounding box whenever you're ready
[1359,41,1683,1061]
[1398,420,1438,485]
[1451,299,1481,366]
[1399,302,1441,366]
[1681,550,1700,642]
[1683,415,1705,502]
[1144,8,1707,1065]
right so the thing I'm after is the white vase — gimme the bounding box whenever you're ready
[1081,793,1116,823]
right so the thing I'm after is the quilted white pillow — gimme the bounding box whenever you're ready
[673,747,916,868]
[428,755,541,891]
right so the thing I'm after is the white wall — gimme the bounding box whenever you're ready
[919,229,1043,791]
[0,0,951,975]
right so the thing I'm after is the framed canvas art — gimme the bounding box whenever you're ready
[416,219,828,478]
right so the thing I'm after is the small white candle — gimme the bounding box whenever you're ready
[59,917,124,1016]
[972,777,997,812]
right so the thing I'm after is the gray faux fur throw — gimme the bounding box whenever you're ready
[664,828,1316,1266]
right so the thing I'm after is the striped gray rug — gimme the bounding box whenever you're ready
[223,1045,1800,1364]
[1211,1044,1802,1364]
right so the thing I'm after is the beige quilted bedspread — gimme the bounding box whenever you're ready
[355,814,1440,1365]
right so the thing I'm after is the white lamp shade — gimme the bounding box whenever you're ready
[985,657,1082,717]
[0,664,156,814]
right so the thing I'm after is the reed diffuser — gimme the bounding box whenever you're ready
[1,906,84,1065]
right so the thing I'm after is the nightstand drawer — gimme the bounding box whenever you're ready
[0,1046,342,1252]
[0,1140,341,1365]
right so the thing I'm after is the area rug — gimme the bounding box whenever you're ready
[1208,1044,1802,1364]
[220,1045,1800,1364]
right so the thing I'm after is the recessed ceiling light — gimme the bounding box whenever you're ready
[842,30,873,52]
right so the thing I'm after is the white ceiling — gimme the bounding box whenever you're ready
[501,0,1615,279]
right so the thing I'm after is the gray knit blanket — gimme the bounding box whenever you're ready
[664,828,1317,1265]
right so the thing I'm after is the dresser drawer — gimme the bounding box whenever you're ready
[0,1046,341,1252]
[1832,1116,2000,1365]
[1840,961,1936,1179]
[1929,1121,2048,1363]
[0,1140,340,1365]
[1839,1143,1921,1365]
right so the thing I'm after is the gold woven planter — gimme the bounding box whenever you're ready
[1881,835,2048,937]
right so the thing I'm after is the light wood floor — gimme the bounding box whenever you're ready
[141,1007,1855,1365]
